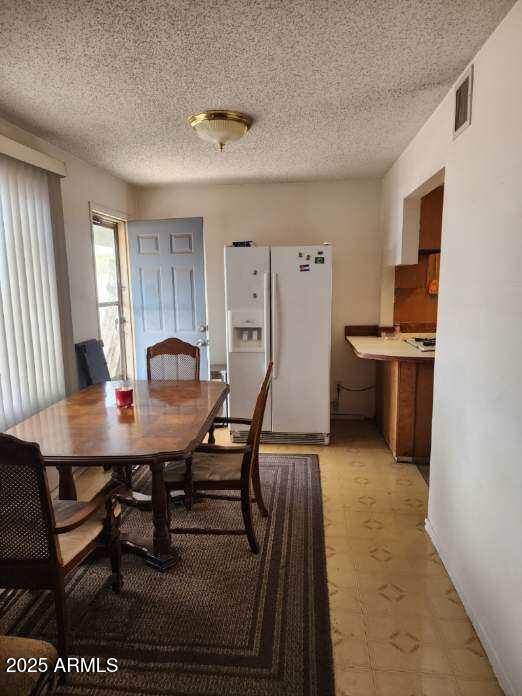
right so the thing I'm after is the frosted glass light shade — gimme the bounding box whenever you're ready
[188,111,252,151]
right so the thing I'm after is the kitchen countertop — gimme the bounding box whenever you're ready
[346,333,436,362]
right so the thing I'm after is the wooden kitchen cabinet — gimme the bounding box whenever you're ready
[419,185,443,252]
[395,256,427,289]
[346,333,435,463]
[375,360,434,462]
[394,186,442,323]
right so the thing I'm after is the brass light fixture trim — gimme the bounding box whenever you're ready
[187,110,253,151]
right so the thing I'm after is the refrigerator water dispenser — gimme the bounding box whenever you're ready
[227,310,264,352]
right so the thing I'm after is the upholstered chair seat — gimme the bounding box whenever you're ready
[53,501,122,566]
[165,451,243,484]
[0,635,57,696]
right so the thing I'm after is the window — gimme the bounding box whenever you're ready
[0,155,65,430]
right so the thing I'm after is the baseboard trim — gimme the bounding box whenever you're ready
[396,455,430,464]
[425,517,515,696]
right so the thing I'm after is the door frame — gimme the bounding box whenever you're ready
[90,209,136,380]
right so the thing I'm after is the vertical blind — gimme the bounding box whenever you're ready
[0,154,65,431]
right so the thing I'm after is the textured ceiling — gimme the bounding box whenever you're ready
[0,0,515,185]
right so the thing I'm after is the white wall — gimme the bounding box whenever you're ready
[380,3,522,693]
[0,116,383,415]
[136,179,382,414]
[0,116,136,344]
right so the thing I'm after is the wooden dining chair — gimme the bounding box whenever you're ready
[120,337,206,492]
[164,363,273,554]
[145,336,216,447]
[146,334,218,440]
[146,337,200,380]
[0,434,124,658]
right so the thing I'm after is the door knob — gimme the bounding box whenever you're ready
[195,339,208,347]
[198,324,208,332]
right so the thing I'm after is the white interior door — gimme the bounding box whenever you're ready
[270,245,332,434]
[128,218,208,379]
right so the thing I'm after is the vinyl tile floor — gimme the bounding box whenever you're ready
[258,420,504,696]
[75,419,504,696]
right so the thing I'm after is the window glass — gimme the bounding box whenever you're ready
[93,224,118,303]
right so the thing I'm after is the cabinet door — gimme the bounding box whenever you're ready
[419,186,443,251]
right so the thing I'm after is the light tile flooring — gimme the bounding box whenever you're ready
[75,419,504,695]
[257,420,504,696]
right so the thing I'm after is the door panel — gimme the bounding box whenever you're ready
[128,218,208,379]
[139,268,163,331]
[172,267,195,331]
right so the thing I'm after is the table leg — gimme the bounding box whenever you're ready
[120,460,180,572]
[151,461,174,554]
[113,463,136,490]
[56,465,77,500]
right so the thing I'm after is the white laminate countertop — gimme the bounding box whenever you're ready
[346,333,436,362]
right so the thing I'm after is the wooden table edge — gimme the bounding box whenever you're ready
[38,383,230,466]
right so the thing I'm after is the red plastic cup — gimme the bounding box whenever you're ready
[115,386,133,408]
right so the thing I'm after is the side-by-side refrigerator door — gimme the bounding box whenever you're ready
[270,245,332,436]
[224,246,272,432]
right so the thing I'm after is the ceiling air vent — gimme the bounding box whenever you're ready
[454,64,473,138]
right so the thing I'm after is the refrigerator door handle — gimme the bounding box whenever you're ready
[263,272,270,373]
[271,272,279,379]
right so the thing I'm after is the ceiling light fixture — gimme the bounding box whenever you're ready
[188,110,252,151]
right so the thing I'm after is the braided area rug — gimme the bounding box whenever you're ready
[1,453,334,696]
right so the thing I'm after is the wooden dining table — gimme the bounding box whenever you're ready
[6,379,229,571]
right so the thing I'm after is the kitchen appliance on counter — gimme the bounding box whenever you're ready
[404,336,436,352]
[225,245,332,444]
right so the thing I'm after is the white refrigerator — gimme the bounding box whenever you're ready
[224,245,332,444]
